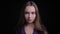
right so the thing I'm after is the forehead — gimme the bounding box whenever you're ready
[25,6,35,12]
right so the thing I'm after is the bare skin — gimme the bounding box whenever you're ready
[24,6,36,34]
[24,23,34,34]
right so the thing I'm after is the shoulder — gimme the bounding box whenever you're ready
[12,26,22,34]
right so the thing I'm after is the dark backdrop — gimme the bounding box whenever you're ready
[0,0,56,34]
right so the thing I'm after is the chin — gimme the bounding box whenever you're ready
[28,21,33,24]
[26,20,34,24]
[29,23,32,24]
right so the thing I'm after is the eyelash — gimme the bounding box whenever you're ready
[32,12,35,14]
[25,12,35,14]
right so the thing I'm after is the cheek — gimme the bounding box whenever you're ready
[31,14,36,19]
[25,14,28,19]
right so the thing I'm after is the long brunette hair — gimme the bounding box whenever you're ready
[17,1,48,34]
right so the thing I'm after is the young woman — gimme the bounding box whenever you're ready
[15,1,48,34]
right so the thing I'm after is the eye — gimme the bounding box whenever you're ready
[25,12,29,14]
[32,12,35,14]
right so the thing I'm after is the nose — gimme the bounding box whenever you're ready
[28,14,31,18]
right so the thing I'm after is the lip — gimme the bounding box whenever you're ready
[28,19,31,21]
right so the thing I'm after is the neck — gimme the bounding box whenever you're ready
[25,23,34,29]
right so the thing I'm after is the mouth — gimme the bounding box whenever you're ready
[28,19,31,21]
[28,19,32,21]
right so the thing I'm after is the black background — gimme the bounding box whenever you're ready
[0,0,56,34]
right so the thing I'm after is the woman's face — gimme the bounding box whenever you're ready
[24,6,36,24]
